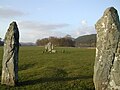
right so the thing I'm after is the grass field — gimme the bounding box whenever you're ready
[0,46,95,90]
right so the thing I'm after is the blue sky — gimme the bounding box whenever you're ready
[0,0,120,42]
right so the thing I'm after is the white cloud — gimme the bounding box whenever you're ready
[18,20,96,42]
[19,21,69,31]
[19,29,66,43]
[81,20,87,26]
[72,20,96,38]
[18,21,69,42]
[0,7,25,18]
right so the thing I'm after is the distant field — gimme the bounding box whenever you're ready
[0,46,95,90]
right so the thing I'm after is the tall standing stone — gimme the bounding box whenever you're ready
[94,7,120,90]
[1,21,19,86]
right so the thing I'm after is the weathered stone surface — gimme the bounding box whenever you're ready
[94,7,120,90]
[1,21,19,86]
[44,42,56,53]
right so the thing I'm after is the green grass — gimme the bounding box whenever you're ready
[0,46,95,90]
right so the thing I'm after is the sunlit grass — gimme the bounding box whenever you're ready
[0,46,95,90]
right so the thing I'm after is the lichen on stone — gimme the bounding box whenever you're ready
[94,7,120,90]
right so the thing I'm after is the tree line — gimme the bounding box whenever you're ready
[1,34,96,47]
[36,35,75,47]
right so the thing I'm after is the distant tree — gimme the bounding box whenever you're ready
[36,38,49,46]
[49,37,59,46]
[64,34,72,39]
[36,35,75,47]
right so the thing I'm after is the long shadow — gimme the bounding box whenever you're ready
[19,63,36,71]
[18,75,92,86]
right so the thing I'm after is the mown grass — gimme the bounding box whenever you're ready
[0,46,95,90]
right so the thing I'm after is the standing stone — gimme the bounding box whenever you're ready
[44,42,56,53]
[1,21,19,86]
[94,7,120,90]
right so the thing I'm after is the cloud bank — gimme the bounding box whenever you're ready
[72,20,96,38]
[19,21,69,31]
[18,21,69,42]
[18,20,96,42]
[0,7,25,18]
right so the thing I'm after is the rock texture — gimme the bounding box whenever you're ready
[94,7,120,90]
[1,21,19,86]
[44,42,56,53]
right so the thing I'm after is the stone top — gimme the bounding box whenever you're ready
[103,7,117,15]
[4,21,19,46]
[8,21,18,31]
[95,7,120,32]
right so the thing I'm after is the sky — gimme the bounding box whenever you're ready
[0,0,120,43]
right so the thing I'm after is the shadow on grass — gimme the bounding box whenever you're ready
[18,75,92,86]
[19,62,37,71]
